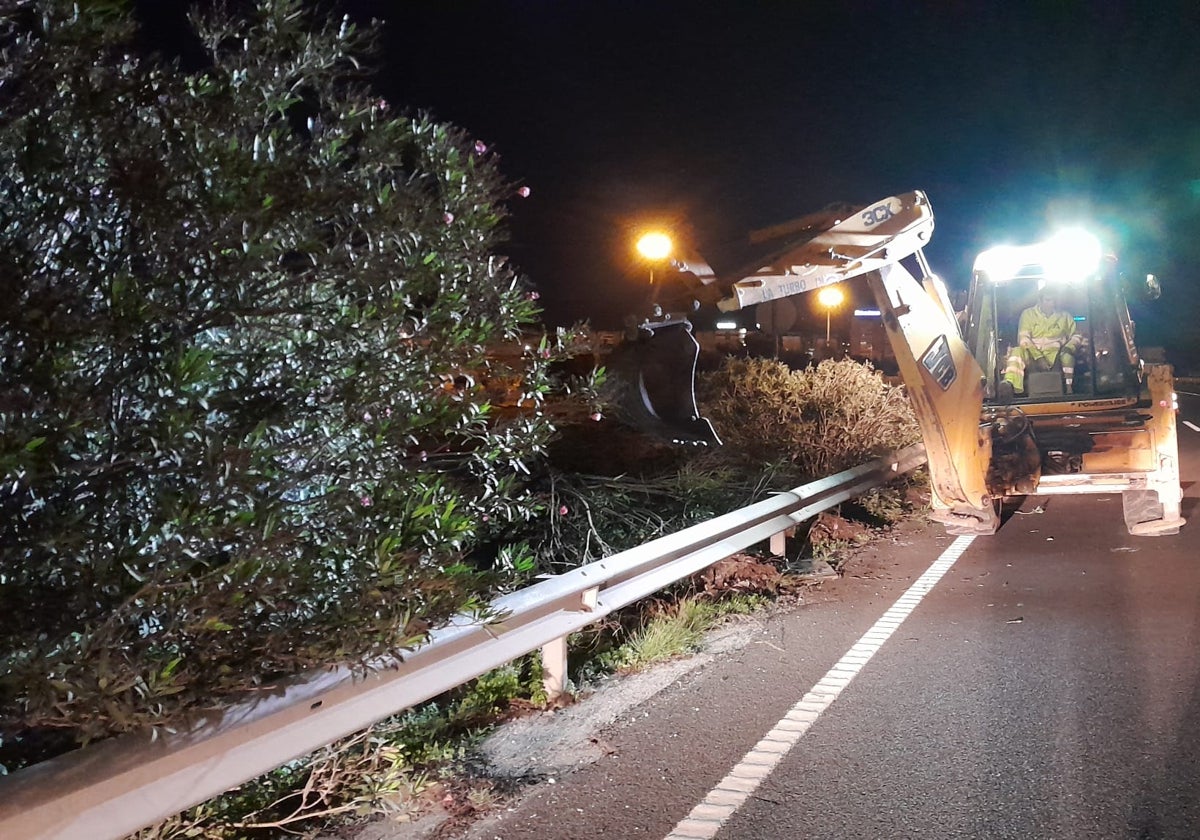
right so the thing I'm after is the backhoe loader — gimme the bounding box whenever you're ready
[627,190,1184,536]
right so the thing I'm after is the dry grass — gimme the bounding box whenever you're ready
[697,357,920,479]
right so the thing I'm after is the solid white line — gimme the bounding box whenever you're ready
[1183,420,1200,433]
[663,535,976,840]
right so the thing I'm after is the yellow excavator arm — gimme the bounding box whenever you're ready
[717,192,935,309]
[709,191,997,533]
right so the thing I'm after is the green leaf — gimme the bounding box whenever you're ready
[159,657,183,681]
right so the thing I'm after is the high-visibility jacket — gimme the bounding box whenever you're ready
[1017,306,1081,354]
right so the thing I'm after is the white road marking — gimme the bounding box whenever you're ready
[1183,420,1200,433]
[663,535,976,840]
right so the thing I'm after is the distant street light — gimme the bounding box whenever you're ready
[817,284,845,347]
[635,231,672,284]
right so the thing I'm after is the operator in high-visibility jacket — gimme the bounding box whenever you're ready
[1003,289,1083,394]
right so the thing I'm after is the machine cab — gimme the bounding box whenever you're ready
[962,230,1141,406]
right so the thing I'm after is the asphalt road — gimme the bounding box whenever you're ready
[461,392,1200,840]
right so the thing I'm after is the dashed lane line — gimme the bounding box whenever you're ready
[1183,420,1200,433]
[663,535,976,840]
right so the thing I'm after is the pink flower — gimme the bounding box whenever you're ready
[418,450,428,462]
[377,99,389,111]
[360,495,373,507]
[516,186,531,198]
[363,410,373,421]
[443,211,455,224]
[539,348,551,359]
[590,412,603,422]
[558,505,569,516]
[527,291,540,300]
[384,407,392,418]
[481,514,490,522]
[474,140,488,154]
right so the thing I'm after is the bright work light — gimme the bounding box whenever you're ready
[1041,228,1102,283]
[972,244,1024,281]
[973,228,1102,283]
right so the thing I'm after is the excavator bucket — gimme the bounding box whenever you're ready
[609,316,720,445]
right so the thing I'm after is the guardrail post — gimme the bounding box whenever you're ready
[769,526,795,558]
[539,585,599,701]
[541,635,568,701]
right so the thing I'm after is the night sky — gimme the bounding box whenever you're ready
[169,2,1200,355]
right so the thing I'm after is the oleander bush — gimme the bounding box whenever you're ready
[0,0,559,753]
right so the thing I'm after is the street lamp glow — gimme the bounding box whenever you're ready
[636,231,673,261]
[817,284,845,347]
[817,286,845,308]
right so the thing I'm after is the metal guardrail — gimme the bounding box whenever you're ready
[0,444,926,840]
